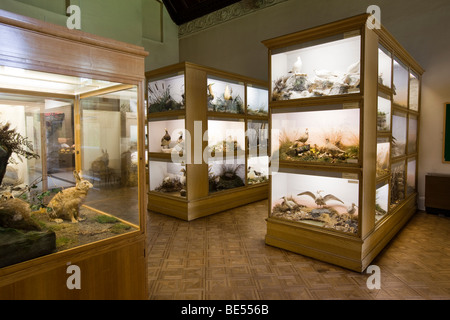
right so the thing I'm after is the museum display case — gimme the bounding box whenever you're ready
[263,13,423,271]
[146,62,269,221]
[0,10,148,299]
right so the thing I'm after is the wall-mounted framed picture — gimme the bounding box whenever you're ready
[444,103,450,163]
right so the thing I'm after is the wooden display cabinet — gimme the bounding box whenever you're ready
[0,10,148,299]
[263,13,423,272]
[146,62,269,221]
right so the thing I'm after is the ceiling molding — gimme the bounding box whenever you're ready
[178,0,288,38]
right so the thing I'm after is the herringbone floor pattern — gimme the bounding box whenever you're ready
[147,200,450,300]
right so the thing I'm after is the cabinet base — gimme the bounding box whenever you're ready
[266,195,417,272]
[148,183,268,221]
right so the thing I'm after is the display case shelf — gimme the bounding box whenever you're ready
[263,13,424,272]
[0,10,148,299]
[146,62,269,221]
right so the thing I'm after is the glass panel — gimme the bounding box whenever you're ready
[0,65,121,95]
[247,156,269,185]
[80,87,139,226]
[208,158,245,193]
[271,169,359,234]
[148,73,185,113]
[408,114,418,154]
[409,72,419,111]
[392,110,407,157]
[271,32,361,100]
[207,119,245,157]
[272,106,360,164]
[375,181,389,223]
[407,158,416,196]
[393,58,408,107]
[148,118,185,154]
[247,86,268,116]
[207,76,245,114]
[378,45,392,88]
[390,160,405,208]
[0,77,141,268]
[149,159,186,198]
[377,93,391,131]
[376,137,390,178]
[0,94,74,193]
[247,119,268,156]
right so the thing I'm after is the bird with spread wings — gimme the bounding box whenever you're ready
[297,190,344,208]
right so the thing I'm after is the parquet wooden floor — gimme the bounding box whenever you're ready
[147,200,450,300]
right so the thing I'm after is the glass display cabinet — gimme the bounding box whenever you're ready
[0,10,148,299]
[146,62,269,221]
[263,13,423,272]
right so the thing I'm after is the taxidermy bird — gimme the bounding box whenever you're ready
[290,56,303,75]
[324,138,345,153]
[177,131,184,145]
[295,128,309,145]
[224,85,232,101]
[180,168,186,185]
[347,203,358,215]
[161,128,171,149]
[282,196,298,210]
[207,83,215,101]
[297,190,344,208]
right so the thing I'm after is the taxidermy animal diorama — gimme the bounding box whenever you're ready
[0,191,41,231]
[47,171,93,223]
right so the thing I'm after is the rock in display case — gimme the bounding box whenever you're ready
[0,10,148,299]
[146,62,269,221]
[263,14,423,271]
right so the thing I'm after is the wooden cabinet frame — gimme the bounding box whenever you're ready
[263,14,424,272]
[146,62,269,221]
[0,10,149,299]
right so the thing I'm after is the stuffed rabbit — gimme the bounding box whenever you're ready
[47,171,93,223]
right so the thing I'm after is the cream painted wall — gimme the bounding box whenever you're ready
[179,0,450,210]
[0,0,179,71]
